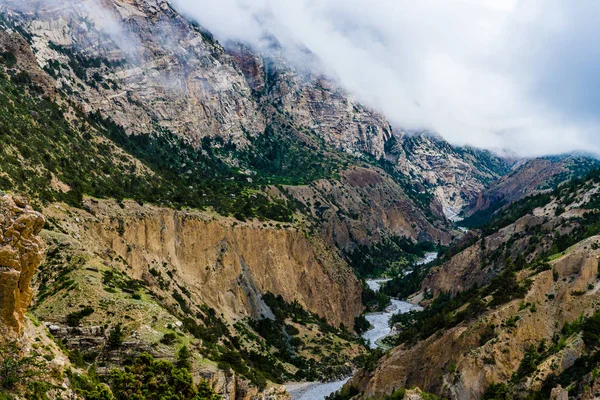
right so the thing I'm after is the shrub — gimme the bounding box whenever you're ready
[66,306,95,327]
[160,332,178,345]
[107,323,124,349]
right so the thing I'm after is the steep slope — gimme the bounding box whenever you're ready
[38,198,362,329]
[384,132,511,221]
[34,199,365,398]
[348,169,600,399]
[283,167,453,252]
[463,155,600,226]
[0,8,367,398]
[0,1,537,399]
[1,0,511,234]
[0,0,459,249]
[0,195,45,336]
[354,238,600,399]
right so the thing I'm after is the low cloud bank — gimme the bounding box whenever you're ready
[171,0,600,157]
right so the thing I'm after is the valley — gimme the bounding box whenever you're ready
[0,1,598,400]
[286,252,434,400]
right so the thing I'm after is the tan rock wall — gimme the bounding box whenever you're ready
[352,237,600,399]
[47,199,363,329]
[0,195,46,336]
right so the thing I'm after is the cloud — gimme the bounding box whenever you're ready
[170,0,600,157]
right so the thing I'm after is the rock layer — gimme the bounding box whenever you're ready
[352,237,600,399]
[44,199,362,328]
[0,195,45,336]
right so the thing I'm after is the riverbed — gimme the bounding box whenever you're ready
[286,253,435,399]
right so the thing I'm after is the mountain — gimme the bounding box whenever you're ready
[347,169,600,399]
[0,0,511,233]
[0,0,591,399]
[462,155,600,227]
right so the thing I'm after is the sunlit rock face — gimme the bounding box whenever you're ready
[0,195,46,336]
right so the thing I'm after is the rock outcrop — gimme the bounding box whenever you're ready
[388,133,511,220]
[0,195,45,336]
[200,369,290,400]
[283,167,454,251]
[42,198,362,329]
[2,0,510,225]
[351,237,600,399]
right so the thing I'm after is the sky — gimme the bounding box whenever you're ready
[170,0,600,157]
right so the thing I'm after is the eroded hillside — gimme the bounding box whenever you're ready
[347,170,600,400]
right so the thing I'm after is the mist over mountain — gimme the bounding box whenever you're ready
[172,0,600,157]
[2,1,600,400]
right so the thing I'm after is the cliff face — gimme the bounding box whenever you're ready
[351,171,600,400]
[229,45,393,159]
[464,156,600,219]
[352,237,600,399]
[43,198,362,329]
[2,0,510,226]
[283,167,454,251]
[32,198,362,398]
[14,0,266,146]
[0,195,46,336]
[388,133,511,220]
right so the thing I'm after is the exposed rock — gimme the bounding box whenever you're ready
[351,237,600,399]
[465,156,600,218]
[283,167,454,251]
[201,369,290,400]
[2,0,510,225]
[0,195,45,336]
[43,198,362,329]
[230,44,392,158]
[388,133,510,220]
[404,388,427,400]
[550,385,569,400]
[0,28,57,97]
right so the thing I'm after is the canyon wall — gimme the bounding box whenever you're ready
[44,198,363,328]
[0,195,45,336]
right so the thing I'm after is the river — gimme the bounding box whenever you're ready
[285,253,436,399]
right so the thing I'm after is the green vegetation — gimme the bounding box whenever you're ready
[0,50,343,222]
[0,341,50,398]
[361,281,391,312]
[66,306,95,327]
[460,200,507,229]
[353,314,371,335]
[482,383,510,400]
[107,324,124,349]
[91,113,296,222]
[326,385,444,400]
[69,353,220,400]
[381,260,436,301]
[241,292,359,383]
[325,385,361,400]
[462,156,600,228]
[471,192,552,234]
[386,258,532,347]
[346,236,435,278]
[479,307,600,399]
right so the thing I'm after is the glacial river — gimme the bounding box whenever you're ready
[286,253,436,400]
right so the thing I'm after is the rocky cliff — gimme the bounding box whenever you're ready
[352,237,600,399]
[386,133,511,221]
[0,195,45,336]
[28,198,364,399]
[38,198,362,329]
[283,167,454,252]
[1,0,510,230]
[350,169,600,400]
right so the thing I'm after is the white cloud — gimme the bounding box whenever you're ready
[170,0,600,157]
